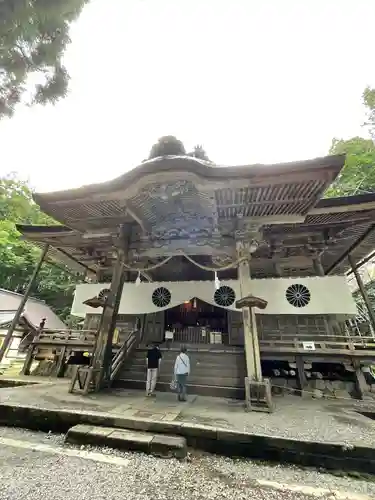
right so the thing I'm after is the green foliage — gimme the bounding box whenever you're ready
[325,87,375,198]
[0,0,88,119]
[0,174,81,320]
[148,136,186,159]
[363,86,375,139]
[325,137,375,197]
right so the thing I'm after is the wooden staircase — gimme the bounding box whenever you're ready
[112,345,246,399]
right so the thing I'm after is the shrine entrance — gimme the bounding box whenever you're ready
[164,298,229,345]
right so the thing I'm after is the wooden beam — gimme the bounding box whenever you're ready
[309,203,375,215]
[129,240,236,258]
[348,254,375,333]
[219,199,308,209]
[346,249,375,275]
[326,223,375,274]
[124,204,147,233]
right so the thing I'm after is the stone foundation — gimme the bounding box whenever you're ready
[271,377,357,400]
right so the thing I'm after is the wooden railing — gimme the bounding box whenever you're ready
[165,326,228,345]
[258,333,375,354]
[110,329,140,381]
[162,329,375,355]
[21,328,375,379]
[21,328,141,378]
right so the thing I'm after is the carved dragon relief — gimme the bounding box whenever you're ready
[128,179,218,238]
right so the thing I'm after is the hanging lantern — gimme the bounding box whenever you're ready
[193,298,197,309]
[214,271,220,290]
[135,272,141,286]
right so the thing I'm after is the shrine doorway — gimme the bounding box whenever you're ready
[164,298,229,345]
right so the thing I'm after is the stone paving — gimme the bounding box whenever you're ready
[1,376,375,447]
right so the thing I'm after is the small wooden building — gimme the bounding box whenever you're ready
[0,288,67,367]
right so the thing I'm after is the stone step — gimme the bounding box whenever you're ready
[120,364,245,379]
[128,356,246,370]
[119,371,244,387]
[65,424,187,458]
[133,350,245,361]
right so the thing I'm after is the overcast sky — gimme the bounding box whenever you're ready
[1,0,374,193]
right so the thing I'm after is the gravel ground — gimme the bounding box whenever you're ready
[3,384,375,447]
[180,396,375,446]
[0,427,373,500]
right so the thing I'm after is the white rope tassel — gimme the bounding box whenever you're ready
[214,271,220,290]
[135,272,141,286]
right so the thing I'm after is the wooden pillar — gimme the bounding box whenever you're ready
[348,254,375,334]
[273,262,282,278]
[312,255,325,277]
[0,244,49,364]
[295,355,307,396]
[93,248,126,390]
[236,242,262,381]
[21,345,35,375]
[312,254,334,337]
[102,257,126,384]
[353,360,368,400]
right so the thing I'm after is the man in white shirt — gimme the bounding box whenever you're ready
[174,345,190,402]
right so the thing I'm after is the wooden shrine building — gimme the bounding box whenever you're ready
[10,150,375,405]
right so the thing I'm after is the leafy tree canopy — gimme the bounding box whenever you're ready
[326,87,375,198]
[325,136,375,197]
[0,0,88,119]
[0,174,81,321]
[363,86,375,138]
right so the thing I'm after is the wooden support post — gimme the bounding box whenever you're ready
[102,259,126,385]
[348,254,375,334]
[0,244,49,365]
[93,248,126,390]
[295,355,307,396]
[102,225,130,386]
[353,360,368,400]
[21,345,35,376]
[312,254,335,337]
[236,240,273,412]
[273,262,282,278]
[236,244,261,381]
[68,366,79,393]
[55,346,67,378]
[69,231,127,396]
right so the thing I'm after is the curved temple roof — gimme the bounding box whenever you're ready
[16,152,375,280]
[16,194,375,280]
[32,154,345,231]
[34,153,345,201]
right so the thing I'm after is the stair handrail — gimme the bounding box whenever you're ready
[110,328,140,381]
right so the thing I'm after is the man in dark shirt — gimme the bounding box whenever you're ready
[146,343,162,396]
